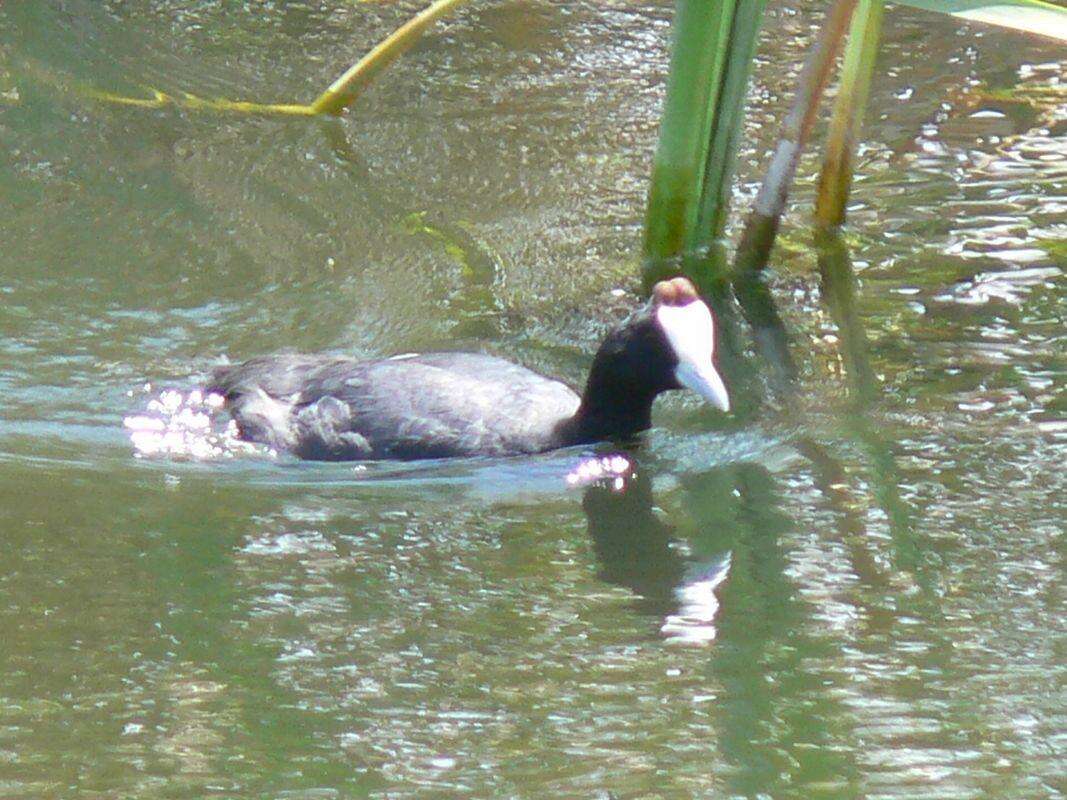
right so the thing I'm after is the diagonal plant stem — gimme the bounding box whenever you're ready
[729,0,860,383]
[311,0,473,115]
[892,0,1067,41]
[816,0,884,230]
[58,0,470,116]
[733,0,859,279]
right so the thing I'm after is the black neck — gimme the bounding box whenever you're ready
[558,358,660,445]
[554,307,680,447]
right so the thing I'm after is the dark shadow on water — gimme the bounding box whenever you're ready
[732,265,799,393]
[581,455,794,635]
[580,452,787,648]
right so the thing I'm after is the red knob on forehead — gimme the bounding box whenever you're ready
[670,276,699,302]
[652,279,678,305]
[652,276,699,306]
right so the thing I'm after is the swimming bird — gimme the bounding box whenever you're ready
[208,276,729,460]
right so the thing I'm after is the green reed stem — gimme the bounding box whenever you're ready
[815,0,884,231]
[690,0,768,259]
[643,0,737,288]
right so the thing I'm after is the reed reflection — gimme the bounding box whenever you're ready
[579,449,867,795]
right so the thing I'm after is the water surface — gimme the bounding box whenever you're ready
[1,2,1064,797]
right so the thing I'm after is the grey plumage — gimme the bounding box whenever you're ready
[210,352,580,460]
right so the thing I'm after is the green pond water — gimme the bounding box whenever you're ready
[1,2,1064,798]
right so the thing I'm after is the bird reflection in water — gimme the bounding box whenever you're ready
[572,452,737,645]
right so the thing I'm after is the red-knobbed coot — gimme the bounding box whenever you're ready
[209,277,730,460]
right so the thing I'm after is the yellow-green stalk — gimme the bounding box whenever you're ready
[72,0,471,117]
[311,0,472,115]
[815,0,884,231]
